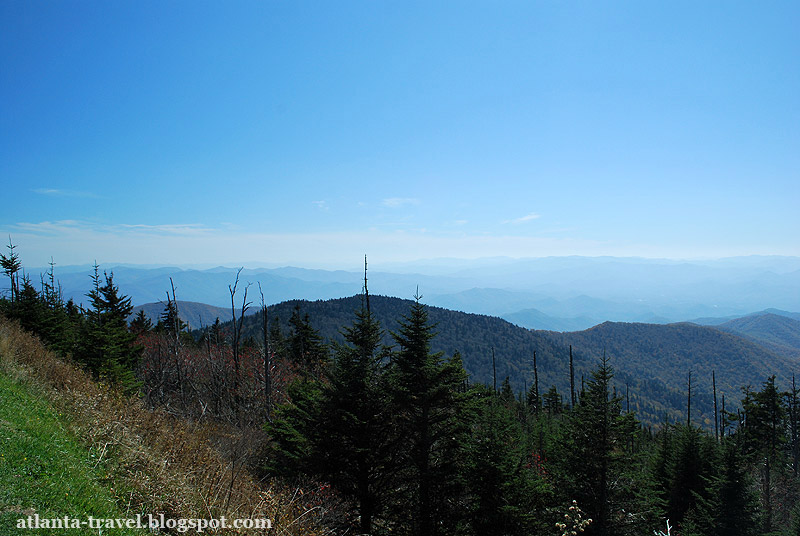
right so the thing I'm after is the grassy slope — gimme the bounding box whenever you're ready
[0,371,146,535]
[0,319,333,536]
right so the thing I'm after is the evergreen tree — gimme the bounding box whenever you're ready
[0,237,21,305]
[705,438,759,536]
[499,375,515,406]
[557,355,640,536]
[79,266,141,390]
[648,420,673,521]
[288,305,327,372]
[38,262,75,356]
[667,424,717,530]
[15,274,44,334]
[466,390,551,535]
[387,296,470,536]
[314,305,395,534]
[740,376,786,533]
[159,296,186,334]
[130,309,153,334]
[265,376,324,476]
[268,314,286,360]
[543,385,562,416]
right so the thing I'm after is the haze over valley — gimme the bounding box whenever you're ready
[40,255,800,332]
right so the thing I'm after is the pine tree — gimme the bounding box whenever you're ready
[387,296,469,536]
[79,266,140,390]
[557,354,640,536]
[313,304,395,534]
[740,376,787,533]
[667,424,717,529]
[0,237,21,306]
[288,305,327,373]
[466,391,551,535]
[130,310,153,334]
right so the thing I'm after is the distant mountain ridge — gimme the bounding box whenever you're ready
[715,313,800,360]
[132,300,259,330]
[33,256,800,331]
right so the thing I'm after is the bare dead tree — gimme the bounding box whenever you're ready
[532,350,540,414]
[713,370,719,440]
[258,282,272,421]
[569,345,576,409]
[363,254,370,314]
[687,371,692,428]
[229,268,251,414]
[491,346,497,394]
[165,277,186,409]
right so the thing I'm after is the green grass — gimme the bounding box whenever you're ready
[0,371,147,535]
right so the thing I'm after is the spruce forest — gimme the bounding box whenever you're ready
[2,244,800,536]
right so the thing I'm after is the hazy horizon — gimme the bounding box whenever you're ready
[21,253,800,277]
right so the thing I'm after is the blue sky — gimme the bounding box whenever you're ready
[2,1,798,269]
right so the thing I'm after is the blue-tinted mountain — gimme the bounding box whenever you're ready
[132,300,259,330]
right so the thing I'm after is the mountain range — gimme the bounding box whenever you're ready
[36,255,800,332]
[21,255,800,427]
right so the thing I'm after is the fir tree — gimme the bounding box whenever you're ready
[387,295,469,536]
[740,376,787,533]
[466,390,551,535]
[707,438,759,536]
[667,424,717,529]
[0,237,21,305]
[79,266,140,390]
[288,305,327,372]
[130,309,153,334]
[557,355,640,536]
[314,304,395,534]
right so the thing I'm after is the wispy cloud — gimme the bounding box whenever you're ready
[14,220,212,237]
[382,197,420,208]
[503,212,541,225]
[312,200,329,210]
[116,223,212,236]
[32,188,99,199]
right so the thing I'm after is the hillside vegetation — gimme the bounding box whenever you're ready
[0,319,331,535]
[228,294,795,427]
[549,321,798,427]
[0,363,146,535]
[717,312,800,360]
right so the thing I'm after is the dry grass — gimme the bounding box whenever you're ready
[0,318,338,535]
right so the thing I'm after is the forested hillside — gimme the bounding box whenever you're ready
[224,294,795,427]
[717,313,800,360]
[548,321,798,428]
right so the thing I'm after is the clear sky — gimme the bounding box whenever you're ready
[2,1,798,269]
